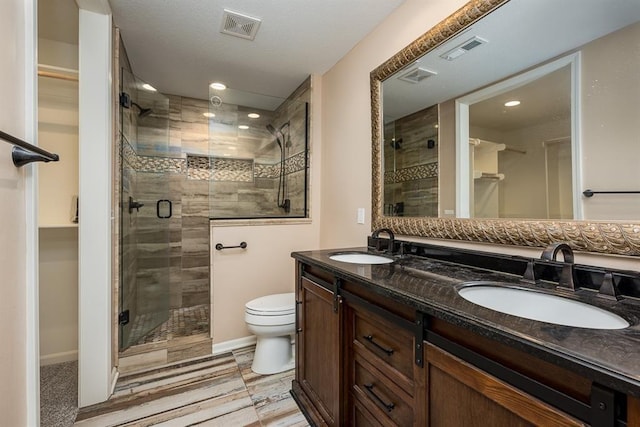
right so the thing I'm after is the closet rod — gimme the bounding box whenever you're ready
[0,130,60,167]
[38,70,78,82]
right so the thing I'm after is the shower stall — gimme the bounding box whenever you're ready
[117,66,310,361]
[119,69,172,349]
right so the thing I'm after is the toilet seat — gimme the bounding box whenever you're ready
[245,293,295,316]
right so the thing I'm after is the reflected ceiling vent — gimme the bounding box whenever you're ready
[440,36,488,61]
[220,9,261,40]
[398,67,438,84]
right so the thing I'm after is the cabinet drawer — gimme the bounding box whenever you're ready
[352,353,414,427]
[352,305,414,390]
[353,398,384,427]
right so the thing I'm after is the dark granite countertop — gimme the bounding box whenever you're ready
[292,247,640,397]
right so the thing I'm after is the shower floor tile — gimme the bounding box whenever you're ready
[129,304,209,346]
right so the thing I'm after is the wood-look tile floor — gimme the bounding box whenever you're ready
[73,346,309,426]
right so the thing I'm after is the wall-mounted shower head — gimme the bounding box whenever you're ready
[266,124,283,149]
[131,101,153,118]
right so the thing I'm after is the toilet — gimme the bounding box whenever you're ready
[245,292,296,375]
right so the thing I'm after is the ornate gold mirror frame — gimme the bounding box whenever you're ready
[371,0,640,256]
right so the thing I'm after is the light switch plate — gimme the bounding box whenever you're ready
[357,208,365,224]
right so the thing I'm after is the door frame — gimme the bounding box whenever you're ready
[25,0,40,424]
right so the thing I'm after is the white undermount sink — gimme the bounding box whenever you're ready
[328,252,394,265]
[457,282,629,330]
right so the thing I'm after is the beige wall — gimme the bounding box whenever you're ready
[39,228,79,364]
[211,221,318,343]
[319,0,467,249]
[319,0,640,271]
[581,22,640,220]
[0,0,29,424]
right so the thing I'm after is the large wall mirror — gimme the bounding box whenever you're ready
[371,0,640,255]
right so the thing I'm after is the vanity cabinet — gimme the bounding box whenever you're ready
[292,259,640,427]
[423,343,582,426]
[293,263,345,426]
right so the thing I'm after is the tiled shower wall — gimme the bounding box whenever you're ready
[206,81,310,219]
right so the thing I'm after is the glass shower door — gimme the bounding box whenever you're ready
[119,69,171,350]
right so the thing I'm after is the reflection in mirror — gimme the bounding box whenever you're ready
[379,0,640,221]
[456,56,576,220]
[371,0,640,255]
[383,104,439,217]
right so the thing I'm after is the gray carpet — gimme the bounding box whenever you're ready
[40,361,78,427]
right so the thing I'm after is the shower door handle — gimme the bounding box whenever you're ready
[157,199,172,219]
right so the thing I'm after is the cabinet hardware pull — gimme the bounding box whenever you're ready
[364,383,395,412]
[363,335,394,356]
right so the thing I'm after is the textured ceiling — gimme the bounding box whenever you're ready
[108,0,406,101]
[38,1,406,102]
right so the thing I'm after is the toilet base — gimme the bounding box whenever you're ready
[251,335,294,375]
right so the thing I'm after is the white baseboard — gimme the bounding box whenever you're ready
[212,336,257,356]
[212,334,296,356]
[40,350,78,366]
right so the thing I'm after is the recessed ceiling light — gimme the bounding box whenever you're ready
[203,112,215,118]
[210,82,227,90]
[504,100,521,107]
[142,83,157,92]
[247,113,260,119]
[238,125,249,130]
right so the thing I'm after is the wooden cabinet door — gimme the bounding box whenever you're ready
[424,343,585,427]
[297,275,342,426]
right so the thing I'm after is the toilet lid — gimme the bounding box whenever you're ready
[245,293,295,314]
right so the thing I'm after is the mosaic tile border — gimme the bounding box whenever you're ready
[384,162,438,184]
[254,151,307,179]
[121,137,186,174]
[187,156,254,181]
[121,138,307,183]
[190,151,307,181]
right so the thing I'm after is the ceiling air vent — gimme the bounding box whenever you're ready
[398,67,438,84]
[440,36,488,61]
[220,9,261,40]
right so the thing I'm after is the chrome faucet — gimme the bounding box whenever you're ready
[540,242,575,290]
[372,228,395,255]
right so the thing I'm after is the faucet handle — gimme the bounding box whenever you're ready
[520,260,538,284]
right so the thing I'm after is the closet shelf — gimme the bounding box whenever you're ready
[39,223,79,229]
[474,171,505,181]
